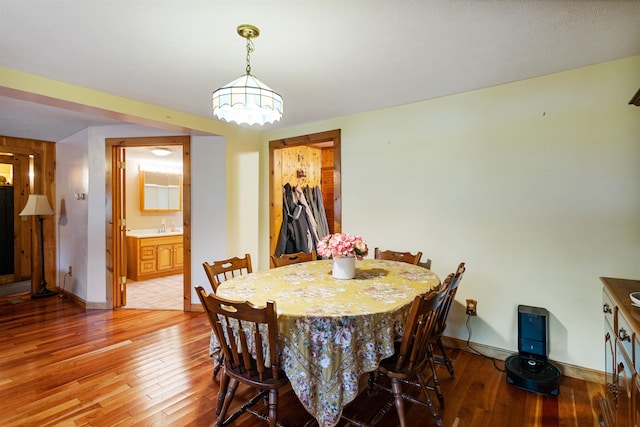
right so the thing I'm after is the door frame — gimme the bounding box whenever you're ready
[268,129,342,256]
[0,136,55,291]
[106,136,191,310]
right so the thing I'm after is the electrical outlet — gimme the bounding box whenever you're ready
[466,299,477,316]
[69,265,72,277]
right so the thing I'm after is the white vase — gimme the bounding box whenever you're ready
[332,256,356,279]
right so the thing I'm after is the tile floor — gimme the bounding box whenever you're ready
[124,274,183,310]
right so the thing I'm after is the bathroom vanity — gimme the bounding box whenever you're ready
[126,230,183,281]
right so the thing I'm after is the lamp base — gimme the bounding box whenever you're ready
[31,282,57,299]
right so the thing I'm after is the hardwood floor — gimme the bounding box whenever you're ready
[0,294,605,426]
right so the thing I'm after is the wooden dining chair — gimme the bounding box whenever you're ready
[202,253,252,292]
[196,286,290,427]
[195,286,229,415]
[202,254,252,381]
[270,250,317,268]
[374,247,422,265]
[417,258,432,270]
[363,290,446,427]
[432,262,466,379]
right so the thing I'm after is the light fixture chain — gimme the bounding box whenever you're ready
[245,38,254,75]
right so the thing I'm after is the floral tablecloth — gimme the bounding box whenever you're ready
[213,258,440,427]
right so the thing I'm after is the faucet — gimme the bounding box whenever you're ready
[160,219,166,233]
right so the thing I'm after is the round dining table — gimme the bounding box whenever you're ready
[214,258,440,427]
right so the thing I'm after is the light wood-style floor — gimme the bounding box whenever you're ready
[0,295,605,426]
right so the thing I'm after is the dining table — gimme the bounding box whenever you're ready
[212,258,440,427]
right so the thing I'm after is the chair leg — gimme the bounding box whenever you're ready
[416,372,443,426]
[212,352,224,381]
[437,337,455,378]
[367,371,378,395]
[427,345,445,409]
[217,377,239,427]
[390,378,407,427]
[268,388,279,427]
[217,372,229,415]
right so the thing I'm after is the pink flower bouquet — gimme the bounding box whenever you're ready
[316,233,369,259]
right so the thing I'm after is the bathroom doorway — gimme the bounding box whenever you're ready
[105,136,191,310]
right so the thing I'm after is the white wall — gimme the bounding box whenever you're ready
[262,56,640,371]
[57,124,187,304]
[190,135,227,299]
[56,129,90,298]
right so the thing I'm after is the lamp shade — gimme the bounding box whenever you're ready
[212,73,283,125]
[19,194,54,216]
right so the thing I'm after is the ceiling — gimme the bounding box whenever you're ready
[1,1,639,142]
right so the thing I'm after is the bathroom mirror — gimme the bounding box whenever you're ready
[140,171,182,212]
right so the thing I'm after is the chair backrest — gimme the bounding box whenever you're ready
[202,253,252,292]
[417,259,432,270]
[374,247,422,265]
[394,290,444,372]
[435,262,466,335]
[195,286,282,382]
[270,250,317,268]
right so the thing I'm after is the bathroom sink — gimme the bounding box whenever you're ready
[127,228,183,238]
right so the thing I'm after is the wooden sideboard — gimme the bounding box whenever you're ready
[601,277,640,427]
[126,234,184,281]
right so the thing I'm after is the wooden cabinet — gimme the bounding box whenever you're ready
[126,235,183,281]
[600,277,640,427]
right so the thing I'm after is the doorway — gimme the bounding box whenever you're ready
[268,129,342,256]
[0,137,55,296]
[106,136,191,310]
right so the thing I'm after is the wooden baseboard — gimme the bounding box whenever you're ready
[57,287,89,310]
[441,336,605,384]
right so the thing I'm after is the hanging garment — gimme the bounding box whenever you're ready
[305,185,327,239]
[295,184,320,245]
[313,185,330,238]
[275,183,313,256]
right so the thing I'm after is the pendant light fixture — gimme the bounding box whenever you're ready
[151,147,172,157]
[212,24,283,126]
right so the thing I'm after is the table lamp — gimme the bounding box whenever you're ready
[20,194,56,298]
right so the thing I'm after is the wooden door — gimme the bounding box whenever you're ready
[633,374,640,427]
[616,345,634,426]
[173,243,184,268]
[156,244,173,271]
[320,149,335,235]
[12,154,31,282]
[112,145,127,307]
